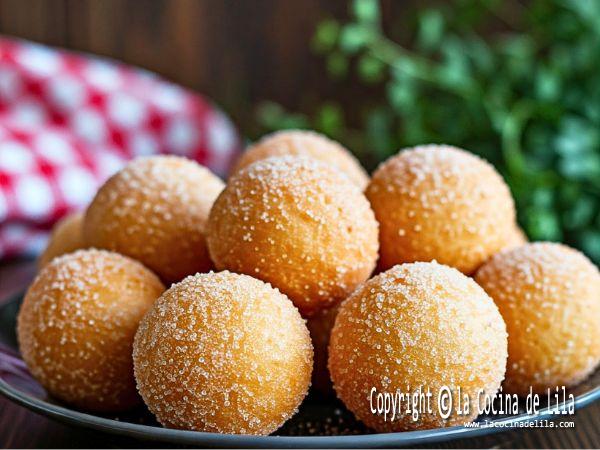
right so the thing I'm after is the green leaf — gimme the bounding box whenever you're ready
[554,116,599,156]
[387,78,416,112]
[562,0,600,35]
[498,35,535,80]
[535,66,561,102]
[365,107,394,158]
[312,19,340,54]
[352,0,380,24]
[579,230,600,263]
[315,103,344,137]
[255,102,310,131]
[339,24,371,54]
[357,54,386,83]
[417,9,445,51]
[439,36,473,91]
[525,206,563,241]
[564,195,596,229]
[263,0,600,264]
[559,153,600,181]
[499,35,535,59]
[326,52,348,79]
[465,36,494,74]
[531,187,555,208]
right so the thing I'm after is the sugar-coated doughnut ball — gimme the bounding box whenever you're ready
[133,271,313,435]
[366,145,516,274]
[503,225,528,251]
[306,306,338,394]
[329,262,507,431]
[38,211,86,268]
[233,130,369,189]
[18,249,165,412]
[207,156,379,317]
[475,242,600,395]
[472,225,527,274]
[84,156,224,283]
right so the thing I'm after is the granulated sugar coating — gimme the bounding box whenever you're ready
[475,242,600,395]
[232,130,369,190]
[38,211,86,268]
[84,156,224,283]
[207,156,379,317]
[503,225,528,251]
[307,305,338,394]
[366,145,516,274]
[329,262,508,432]
[18,249,165,412]
[133,271,313,435]
[473,225,528,274]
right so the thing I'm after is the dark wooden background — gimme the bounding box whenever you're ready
[0,1,599,448]
[0,0,373,136]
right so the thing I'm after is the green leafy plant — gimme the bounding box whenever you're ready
[255,0,600,263]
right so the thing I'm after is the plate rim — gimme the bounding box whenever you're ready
[1,293,600,448]
[2,376,599,448]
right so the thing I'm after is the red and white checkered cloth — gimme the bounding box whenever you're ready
[0,37,241,259]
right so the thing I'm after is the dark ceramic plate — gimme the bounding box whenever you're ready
[1,293,599,448]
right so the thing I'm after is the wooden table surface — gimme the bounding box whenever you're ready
[1,260,599,449]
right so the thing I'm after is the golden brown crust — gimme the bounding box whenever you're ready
[475,242,600,395]
[329,262,508,431]
[503,225,528,251]
[472,224,528,274]
[366,145,516,274]
[18,249,165,412]
[84,156,224,283]
[233,130,369,190]
[38,212,86,268]
[133,271,313,435]
[207,156,379,317]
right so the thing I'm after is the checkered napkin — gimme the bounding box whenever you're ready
[0,37,241,259]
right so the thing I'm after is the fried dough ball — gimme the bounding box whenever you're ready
[503,225,528,251]
[233,130,369,189]
[471,224,527,273]
[38,211,86,268]
[207,156,379,317]
[366,145,516,274]
[306,306,338,394]
[133,271,313,435]
[18,249,165,412]
[84,156,224,283]
[475,242,600,395]
[329,262,508,431]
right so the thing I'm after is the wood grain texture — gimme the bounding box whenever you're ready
[0,0,354,134]
[0,0,413,137]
